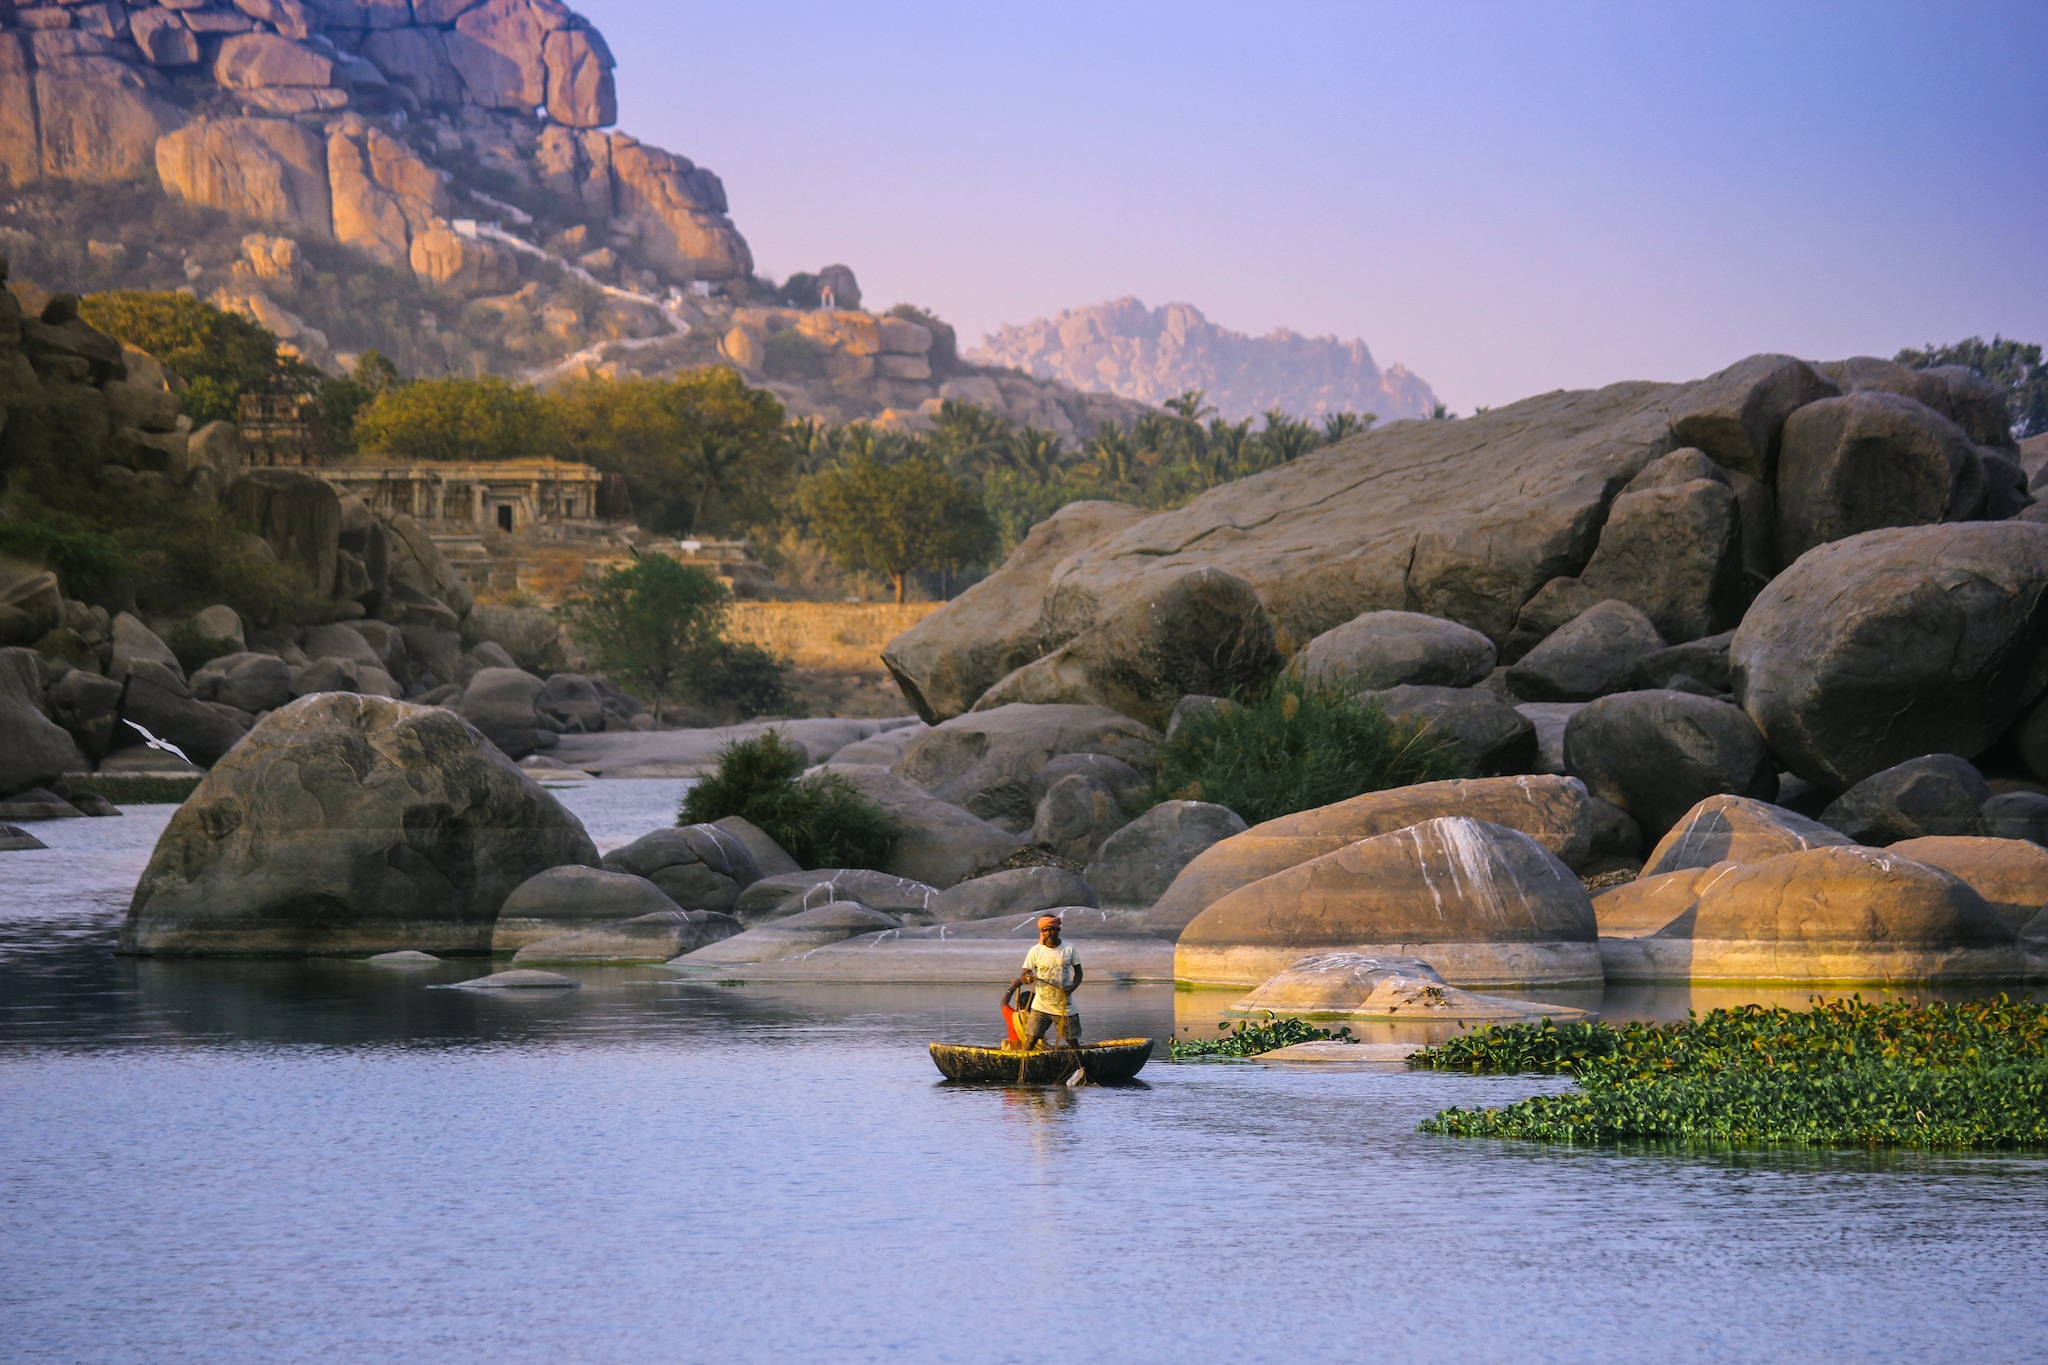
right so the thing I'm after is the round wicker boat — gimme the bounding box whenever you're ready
[928,1037,1154,1084]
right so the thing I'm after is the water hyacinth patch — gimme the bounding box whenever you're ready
[1171,1014,1357,1059]
[1410,997,2048,1148]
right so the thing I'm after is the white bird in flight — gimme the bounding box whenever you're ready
[124,720,192,766]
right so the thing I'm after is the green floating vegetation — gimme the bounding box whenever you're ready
[58,773,202,805]
[1171,1015,1356,1060]
[1412,997,2048,1149]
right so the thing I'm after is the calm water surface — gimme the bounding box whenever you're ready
[3,783,2046,1363]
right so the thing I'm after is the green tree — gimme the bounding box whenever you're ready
[799,453,994,602]
[558,556,732,725]
[78,290,310,424]
[1085,425,1136,486]
[354,375,553,462]
[317,350,402,453]
[1897,336,2047,439]
[926,398,1010,475]
[1321,411,1374,443]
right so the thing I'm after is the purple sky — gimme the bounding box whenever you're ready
[577,0,2048,415]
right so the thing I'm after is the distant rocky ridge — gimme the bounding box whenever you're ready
[968,297,1439,423]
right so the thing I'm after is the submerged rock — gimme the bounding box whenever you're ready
[1231,952,1588,1021]
[0,823,49,851]
[454,969,580,990]
[120,694,598,956]
[493,866,683,952]
[513,909,741,963]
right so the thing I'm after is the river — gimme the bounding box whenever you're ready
[3,782,2045,1362]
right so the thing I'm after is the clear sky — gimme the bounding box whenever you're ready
[576,0,2047,415]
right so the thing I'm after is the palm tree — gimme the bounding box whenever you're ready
[1205,416,1253,481]
[1163,389,1216,424]
[1256,408,1320,467]
[1321,411,1374,443]
[999,427,1067,484]
[928,398,1010,476]
[1085,426,1136,486]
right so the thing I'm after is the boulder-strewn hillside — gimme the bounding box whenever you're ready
[969,296,1439,422]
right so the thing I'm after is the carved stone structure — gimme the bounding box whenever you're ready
[324,458,606,532]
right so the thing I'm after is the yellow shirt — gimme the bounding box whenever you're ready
[1023,942,1078,1015]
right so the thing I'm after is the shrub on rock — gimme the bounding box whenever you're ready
[120,694,599,955]
[1143,773,1594,936]
[1174,816,1602,989]
[1731,522,2048,788]
[680,729,897,872]
[1820,755,1990,844]
[1642,793,1853,876]
[1562,690,1776,838]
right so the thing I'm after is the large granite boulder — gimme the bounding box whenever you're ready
[512,909,739,964]
[224,469,342,597]
[1232,952,1586,1022]
[708,815,800,879]
[457,666,550,758]
[1819,755,1990,844]
[1561,457,1745,643]
[45,669,123,760]
[1630,630,1735,693]
[1363,684,1538,777]
[1886,836,2048,932]
[0,647,76,795]
[1029,752,1147,807]
[1087,800,1248,911]
[882,500,1148,722]
[1515,701,1582,775]
[892,703,1159,832]
[1775,392,1985,565]
[1599,845,2028,984]
[823,764,1024,888]
[1982,791,2048,846]
[599,823,761,910]
[462,603,566,675]
[109,611,179,683]
[1506,600,1666,702]
[157,117,332,237]
[1294,610,1496,691]
[122,659,250,766]
[492,865,682,951]
[1175,816,1601,988]
[928,867,1097,924]
[1030,772,1126,862]
[1144,774,1594,935]
[120,694,598,955]
[1666,353,1838,482]
[1642,794,1854,876]
[1562,690,1776,838]
[1592,863,1742,938]
[1731,523,2048,788]
[972,566,1282,729]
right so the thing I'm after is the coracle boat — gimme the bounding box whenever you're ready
[928,1037,1154,1084]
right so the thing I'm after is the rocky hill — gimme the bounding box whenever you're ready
[968,297,1439,423]
[0,2,1148,435]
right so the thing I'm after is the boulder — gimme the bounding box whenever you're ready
[122,659,249,766]
[45,669,123,759]
[1231,952,1586,1022]
[806,764,1022,889]
[1506,600,1666,702]
[536,673,605,732]
[607,137,753,282]
[1630,631,1734,693]
[0,824,49,851]
[1562,690,1776,837]
[0,787,82,822]
[462,603,565,674]
[1143,774,1595,935]
[1775,392,1984,565]
[492,865,681,951]
[1088,799,1248,911]
[1030,772,1126,862]
[928,867,1097,924]
[1665,353,1838,481]
[454,969,578,991]
[973,567,1282,729]
[457,666,549,759]
[155,118,332,237]
[1029,752,1146,807]
[1982,791,2048,846]
[1176,816,1601,988]
[0,647,82,794]
[513,909,740,964]
[673,901,901,965]
[1731,523,2048,788]
[598,823,761,910]
[893,702,1159,832]
[1642,794,1855,876]
[214,32,334,88]
[1922,365,2018,450]
[542,23,615,128]
[33,56,181,184]
[360,26,464,105]
[1885,836,2048,932]
[1294,610,1496,691]
[709,815,800,878]
[304,623,385,669]
[1592,863,1744,938]
[1820,755,1990,844]
[1565,468,1745,642]
[408,222,520,296]
[1585,797,1643,867]
[190,652,294,714]
[822,723,927,769]
[1363,684,1538,777]
[121,694,598,955]
[447,0,558,109]
[131,10,202,65]
[328,119,449,269]
[109,611,179,683]
[225,469,342,597]
[732,868,941,925]
[1166,693,1233,739]
[1515,701,1582,775]
[1599,845,2028,984]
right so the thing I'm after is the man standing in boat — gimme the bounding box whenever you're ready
[1014,914,1082,1049]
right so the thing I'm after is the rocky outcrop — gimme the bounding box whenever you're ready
[1732,523,2048,788]
[1143,774,1593,936]
[1364,684,1537,778]
[890,703,1159,833]
[1592,863,1742,938]
[967,297,1439,422]
[155,118,334,237]
[1294,610,1496,691]
[1599,845,2029,984]
[1030,772,1126,863]
[0,647,76,795]
[1086,800,1247,911]
[1642,794,1853,876]
[1175,816,1602,989]
[821,764,1024,889]
[1562,690,1777,838]
[881,500,1148,722]
[121,694,598,954]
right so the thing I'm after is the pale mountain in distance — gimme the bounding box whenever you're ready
[968,297,1439,422]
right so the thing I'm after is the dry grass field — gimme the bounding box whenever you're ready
[727,602,942,674]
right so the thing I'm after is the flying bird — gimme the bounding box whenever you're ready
[124,720,192,766]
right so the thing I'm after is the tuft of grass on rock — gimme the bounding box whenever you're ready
[1412,997,2048,1148]
[678,729,895,871]
[1149,679,1461,825]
